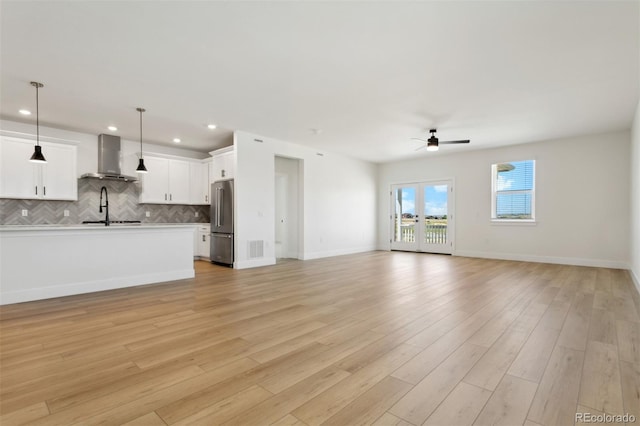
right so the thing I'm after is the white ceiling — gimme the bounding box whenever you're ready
[1,1,638,163]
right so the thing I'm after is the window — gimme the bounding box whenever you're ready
[491,160,535,221]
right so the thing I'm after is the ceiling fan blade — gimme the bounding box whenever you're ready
[411,137,428,143]
[414,145,427,151]
[439,139,470,144]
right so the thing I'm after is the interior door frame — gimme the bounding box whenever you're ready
[274,172,288,259]
[389,178,455,254]
[273,155,305,260]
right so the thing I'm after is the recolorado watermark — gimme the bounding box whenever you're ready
[576,412,636,423]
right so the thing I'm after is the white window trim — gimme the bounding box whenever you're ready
[490,219,537,226]
[491,160,536,223]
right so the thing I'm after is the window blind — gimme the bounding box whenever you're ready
[492,160,535,220]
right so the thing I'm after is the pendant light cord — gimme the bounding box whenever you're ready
[137,107,145,159]
[139,108,143,158]
[35,84,39,146]
[30,82,44,146]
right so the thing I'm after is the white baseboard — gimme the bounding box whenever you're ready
[0,269,195,305]
[630,268,640,295]
[234,257,276,269]
[377,243,390,251]
[453,250,628,269]
[300,245,377,261]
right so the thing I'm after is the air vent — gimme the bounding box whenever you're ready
[248,240,264,259]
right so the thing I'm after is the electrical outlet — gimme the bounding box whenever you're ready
[21,209,28,217]
[145,211,150,217]
[63,210,70,217]
[195,211,199,217]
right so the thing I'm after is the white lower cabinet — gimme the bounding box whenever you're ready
[195,224,211,259]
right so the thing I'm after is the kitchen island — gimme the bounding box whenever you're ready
[0,224,197,305]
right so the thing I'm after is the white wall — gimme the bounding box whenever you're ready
[234,131,378,269]
[631,101,640,291]
[0,119,209,177]
[378,131,631,268]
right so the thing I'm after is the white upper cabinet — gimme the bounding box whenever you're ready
[222,152,235,179]
[139,156,169,203]
[168,159,190,204]
[41,143,79,200]
[0,137,38,198]
[210,155,224,183]
[0,136,77,200]
[189,161,210,205]
[209,147,235,183]
[139,155,191,204]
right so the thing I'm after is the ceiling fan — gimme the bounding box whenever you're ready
[412,129,470,152]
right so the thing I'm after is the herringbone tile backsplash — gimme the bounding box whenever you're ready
[0,179,210,225]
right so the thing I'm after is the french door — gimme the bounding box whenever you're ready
[390,180,453,254]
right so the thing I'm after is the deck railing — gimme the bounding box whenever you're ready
[401,227,415,242]
[398,222,447,244]
[425,223,447,244]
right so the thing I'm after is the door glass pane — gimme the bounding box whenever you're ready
[393,187,416,243]
[424,184,448,245]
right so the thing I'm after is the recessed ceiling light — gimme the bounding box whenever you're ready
[107,126,118,131]
[173,138,181,143]
[19,109,31,115]
[207,124,217,130]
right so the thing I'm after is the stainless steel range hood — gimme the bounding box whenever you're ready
[81,134,138,182]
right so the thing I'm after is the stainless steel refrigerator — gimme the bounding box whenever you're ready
[210,179,234,266]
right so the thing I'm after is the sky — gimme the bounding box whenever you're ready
[397,184,448,217]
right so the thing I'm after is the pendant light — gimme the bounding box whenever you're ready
[29,81,47,163]
[135,107,148,173]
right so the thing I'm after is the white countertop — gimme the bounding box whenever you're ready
[0,223,204,232]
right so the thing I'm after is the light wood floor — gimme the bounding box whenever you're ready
[1,252,639,426]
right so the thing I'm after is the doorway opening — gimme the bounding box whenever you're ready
[390,180,454,254]
[275,156,302,259]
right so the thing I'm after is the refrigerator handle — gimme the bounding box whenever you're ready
[216,187,221,227]
[219,188,224,227]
